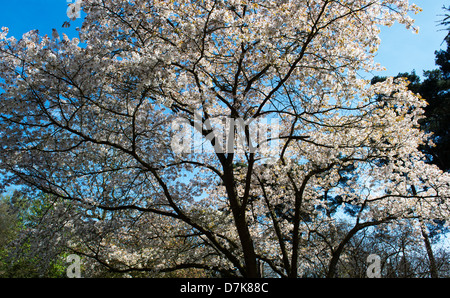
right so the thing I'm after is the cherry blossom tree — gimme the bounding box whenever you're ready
[1,0,449,277]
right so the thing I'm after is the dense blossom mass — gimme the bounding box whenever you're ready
[0,0,449,277]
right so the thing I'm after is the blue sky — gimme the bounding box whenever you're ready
[375,0,449,78]
[0,0,448,77]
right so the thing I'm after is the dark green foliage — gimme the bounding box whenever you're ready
[0,192,66,278]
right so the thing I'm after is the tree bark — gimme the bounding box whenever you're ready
[326,218,395,278]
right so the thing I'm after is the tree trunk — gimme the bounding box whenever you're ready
[222,157,259,278]
[421,224,439,278]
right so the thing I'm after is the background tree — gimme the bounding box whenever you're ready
[332,221,450,278]
[0,192,67,277]
[369,5,450,278]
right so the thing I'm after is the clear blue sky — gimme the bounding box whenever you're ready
[0,0,448,78]
[0,0,83,38]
